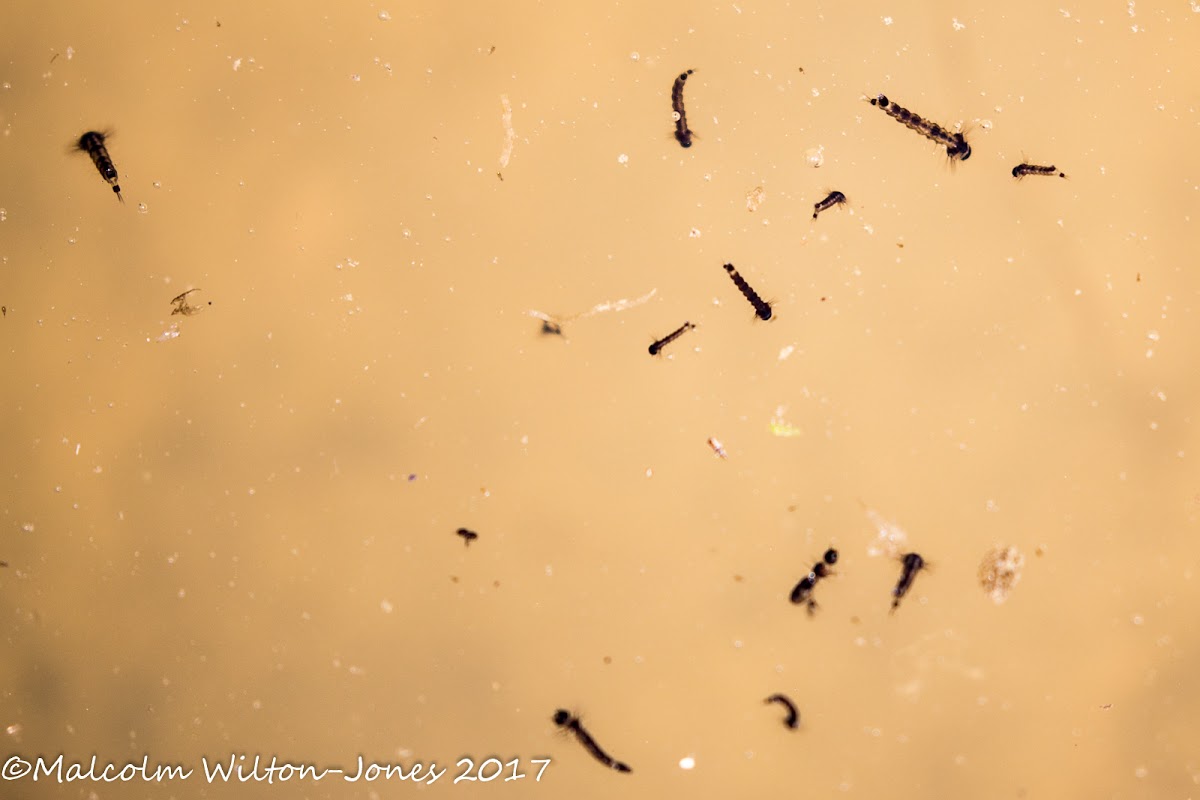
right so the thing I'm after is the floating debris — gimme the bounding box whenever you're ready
[978,545,1024,604]
[706,437,727,459]
[170,288,211,316]
[499,94,515,170]
[746,185,766,212]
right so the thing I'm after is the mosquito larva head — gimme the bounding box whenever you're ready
[756,305,773,321]
[553,710,571,726]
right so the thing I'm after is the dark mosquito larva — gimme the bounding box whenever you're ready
[868,94,971,162]
[890,552,927,613]
[812,190,848,220]
[455,528,479,547]
[552,709,632,773]
[672,69,695,148]
[1012,163,1066,179]
[722,263,772,321]
[75,131,123,202]
[790,547,838,614]
[648,321,696,356]
[763,694,800,729]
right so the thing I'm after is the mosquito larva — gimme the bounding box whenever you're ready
[75,130,124,202]
[648,321,695,356]
[868,94,971,162]
[672,69,695,148]
[722,263,772,321]
[812,190,847,219]
[1012,163,1065,179]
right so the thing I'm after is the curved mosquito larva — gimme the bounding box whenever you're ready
[722,263,772,320]
[1012,163,1066,179]
[672,69,695,148]
[868,94,971,162]
[812,190,847,219]
[648,321,696,356]
[75,130,124,202]
[763,694,800,729]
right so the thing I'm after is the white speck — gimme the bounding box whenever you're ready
[544,564,553,577]
[1060,8,1071,17]
[1127,1,1135,17]
[804,145,825,168]
[1132,614,1144,625]
[1153,390,1166,401]
[137,203,148,215]
[75,443,81,456]
[378,10,391,20]
[1146,329,1160,341]
[21,523,34,533]
[232,58,242,71]
[351,74,361,82]
[156,324,181,342]
[979,119,993,130]
[952,17,966,30]
[679,756,696,770]
[811,87,821,97]
[883,15,894,25]
[645,468,653,478]
[1134,766,1147,778]
[177,588,186,599]
[778,344,795,361]
[380,599,394,613]
[0,208,6,222]
[689,227,702,238]
[985,499,998,511]
[629,51,640,61]
[66,46,75,60]
[617,153,629,165]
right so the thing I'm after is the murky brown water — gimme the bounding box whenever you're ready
[3,2,1199,798]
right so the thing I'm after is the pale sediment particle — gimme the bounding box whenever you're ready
[978,545,1024,604]
[499,94,515,169]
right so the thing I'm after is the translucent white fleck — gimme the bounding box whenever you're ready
[952,18,966,30]
[629,51,640,61]
[883,16,894,25]
[617,153,629,165]
[679,756,696,770]
[804,145,825,168]
[378,10,391,20]
[778,344,795,361]
[232,58,242,71]
[689,227,702,238]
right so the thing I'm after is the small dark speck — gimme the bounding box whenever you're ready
[456,527,479,547]
[488,45,496,55]
[603,656,612,664]
[797,67,804,73]
[1100,703,1113,710]
[450,575,459,583]
[0,561,8,568]
[733,574,744,582]
[497,172,504,181]
[820,297,827,302]
[897,243,905,249]
[492,579,501,588]
[407,473,417,482]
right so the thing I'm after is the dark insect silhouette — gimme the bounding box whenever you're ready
[75,130,124,202]
[552,710,632,773]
